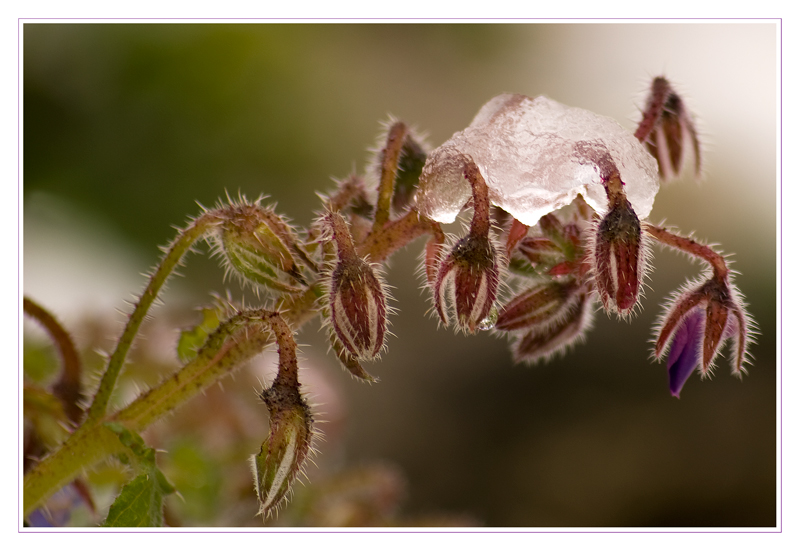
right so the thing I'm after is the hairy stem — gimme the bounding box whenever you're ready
[86,212,220,422]
[644,223,728,280]
[358,209,441,264]
[24,308,276,516]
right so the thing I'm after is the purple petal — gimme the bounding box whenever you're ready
[667,309,704,397]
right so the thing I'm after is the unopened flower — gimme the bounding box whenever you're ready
[653,276,753,397]
[212,197,312,294]
[251,380,314,517]
[495,279,581,332]
[324,211,389,361]
[591,193,647,317]
[434,232,501,333]
[635,76,702,181]
[432,158,501,334]
[510,291,594,363]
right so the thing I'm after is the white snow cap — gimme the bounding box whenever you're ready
[415,94,660,226]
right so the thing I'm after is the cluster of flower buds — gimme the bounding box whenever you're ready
[495,201,596,363]
[209,195,315,296]
[415,76,754,396]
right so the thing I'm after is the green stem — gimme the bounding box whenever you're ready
[23,422,126,517]
[23,308,275,517]
[86,212,220,422]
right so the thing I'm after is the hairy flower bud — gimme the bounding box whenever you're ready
[495,279,581,332]
[653,276,754,397]
[510,291,594,363]
[434,232,500,333]
[635,76,701,181]
[325,212,389,360]
[251,381,314,517]
[591,196,645,317]
[214,198,311,294]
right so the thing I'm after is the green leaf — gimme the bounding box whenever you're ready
[102,423,175,527]
[177,307,222,363]
[102,472,172,527]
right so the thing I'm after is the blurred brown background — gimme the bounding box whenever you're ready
[23,23,777,527]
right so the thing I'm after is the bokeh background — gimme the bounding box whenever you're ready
[23,23,777,527]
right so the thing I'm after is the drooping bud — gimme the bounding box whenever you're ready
[251,380,314,517]
[213,197,312,295]
[434,233,500,333]
[653,276,754,397]
[510,292,594,363]
[635,76,702,181]
[495,279,581,332]
[325,211,389,360]
[591,191,645,317]
[251,312,314,517]
[433,157,501,333]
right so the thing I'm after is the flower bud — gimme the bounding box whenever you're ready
[495,279,581,332]
[511,292,594,363]
[251,381,314,517]
[592,196,644,317]
[325,212,389,360]
[635,76,701,180]
[654,276,753,397]
[215,200,311,294]
[434,232,500,333]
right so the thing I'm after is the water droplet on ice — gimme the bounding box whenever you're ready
[414,94,660,226]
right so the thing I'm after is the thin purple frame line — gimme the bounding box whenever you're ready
[779,17,783,534]
[17,18,782,533]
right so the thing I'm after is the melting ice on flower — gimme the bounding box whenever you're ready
[415,94,661,226]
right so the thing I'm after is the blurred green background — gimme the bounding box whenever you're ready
[23,23,777,527]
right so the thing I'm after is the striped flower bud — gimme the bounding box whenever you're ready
[325,212,388,361]
[511,291,594,363]
[495,279,581,332]
[214,198,311,294]
[251,380,314,517]
[434,232,500,333]
[432,157,501,334]
[635,76,701,181]
[592,195,644,317]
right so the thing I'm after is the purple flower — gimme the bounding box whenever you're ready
[665,309,704,397]
[654,276,754,397]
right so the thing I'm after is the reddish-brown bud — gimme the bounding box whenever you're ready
[434,232,500,333]
[325,212,389,360]
[495,279,581,332]
[592,197,645,317]
[511,292,594,363]
[635,76,701,180]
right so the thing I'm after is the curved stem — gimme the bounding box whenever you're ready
[644,223,728,280]
[23,297,83,424]
[86,212,220,421]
